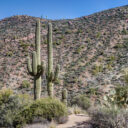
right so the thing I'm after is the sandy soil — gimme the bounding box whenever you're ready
[56,114,92,128]
[24,114,92,128]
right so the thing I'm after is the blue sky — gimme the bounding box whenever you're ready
[0,0,128,20]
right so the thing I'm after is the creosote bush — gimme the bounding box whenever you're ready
[88,106,128,128]
[14,98,68,127]
[71,94,91,110]
[0,89,32,128]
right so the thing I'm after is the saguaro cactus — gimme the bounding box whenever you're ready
[27,19,44,100]
[46,23,60,98]
[62,88,68,106]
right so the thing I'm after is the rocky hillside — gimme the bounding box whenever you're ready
[0,5,128,100]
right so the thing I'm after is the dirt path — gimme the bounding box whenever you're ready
[56,114,92,128]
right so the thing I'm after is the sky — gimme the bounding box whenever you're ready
[0,0,128,20]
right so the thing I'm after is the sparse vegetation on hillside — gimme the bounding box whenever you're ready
[0,5,128,127]
[1,6,128,100]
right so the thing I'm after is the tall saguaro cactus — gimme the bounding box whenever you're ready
[46,23,60,97]
[27,19,44,100]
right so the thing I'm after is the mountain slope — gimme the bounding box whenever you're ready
[0,5,128,100]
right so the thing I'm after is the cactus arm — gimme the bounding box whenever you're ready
[27,57,32,74]
[54,64,60,81]
[32,51,37,76]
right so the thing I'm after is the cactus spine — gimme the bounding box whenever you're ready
[62,88,68,106]
[27,19,44,100]
[47,23,60,98]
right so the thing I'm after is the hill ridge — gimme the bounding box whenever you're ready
[0,5,128,100]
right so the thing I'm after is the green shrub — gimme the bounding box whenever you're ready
[71,94,91,110]
[96,32,101,38]
[0,89,31,128]
[75,45,85,54]
[114,43,124,49]
[87,87,99,95]
[108,55,116,62]
[106,63,112,70]
[6,51,13,57]
[105,85,128,108]
[19,40,30,52]
[21,80,31,88]
[92,64,103,75]
[53,40,61,45]
[115,86,128,107]
[14,98,68,127]
[110,86,128,108]
[0,89,13,105]
[88,106,128,128]
[65,29,72,34]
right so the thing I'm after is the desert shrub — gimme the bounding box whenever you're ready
[112,86,128,108]
[88,106,128,128]
[0,89,13,104]
[106,63,112,70]
[105,85,128,108]
[72,105,83,114]
[14,98,68,127]
[114,43,124,49]
[65,29,72,34]
[96,32,101,38]
[53,40,61,45]
[87,87,99,95]
[92,64,103,75]
[108,55,116,62]
[71,94,91,110]
[68,105,83,115]
[0,89,31,128]
[6,51,13,57]
[75,45,85,54]
[122,28,128,35]
[114,86,128,107]
[21,80,31,88]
